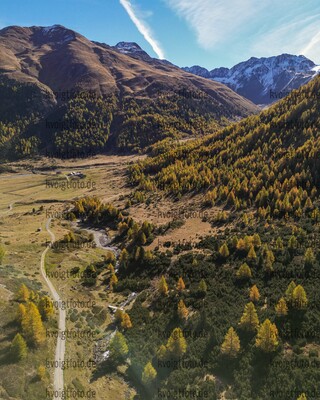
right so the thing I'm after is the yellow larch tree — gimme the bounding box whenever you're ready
[176,277,186,292]
[177,300,189,320]
[221,327,240,357]
[275,298,288,316]
[292,285,308,309]
[166,328,187,358]
[249,285,260,302]
[22,302,45,347]
[159,275,169,296]
[239,302,259,332]
[255,319,279,352]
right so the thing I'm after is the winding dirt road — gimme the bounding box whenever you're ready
[1,195,66,399]
[41,219,66,400]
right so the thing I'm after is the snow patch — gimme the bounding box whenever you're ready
[40,25,75,44]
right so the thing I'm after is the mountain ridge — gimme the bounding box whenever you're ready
[0,24,258,158]
[182,54,320,105]
[0,24,257,109]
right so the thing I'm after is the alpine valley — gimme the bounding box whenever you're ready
[0,23,320,400]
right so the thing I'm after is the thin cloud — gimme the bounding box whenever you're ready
[165,0,320,64]
[119,0,165,59]
[165,0,265,49]
[251,14,320,63]
[301,30,320,61]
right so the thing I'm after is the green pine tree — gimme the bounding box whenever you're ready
[109,332,129,363]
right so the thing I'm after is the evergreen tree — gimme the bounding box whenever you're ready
[166,328,187,358]
[255,319,279,352]
[142,362,157,386]
[275,237,284,250]
[221,327,240,357]
[114,308,124,324]
[10,333,27,361]
[109,332,129,362]
[22,302,45,346]
[249,285,260,302]
[83,264,97,286]
[198,279,207,294]
[292,285,308,309]
[177,300,188,320]
[275,298,288,316]
[176,277,186,292]
[239,302,259,332]
[159,275,169,296]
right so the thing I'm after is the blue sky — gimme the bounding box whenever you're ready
[0,0,319,69]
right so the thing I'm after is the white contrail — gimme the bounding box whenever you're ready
[119,0,165,59]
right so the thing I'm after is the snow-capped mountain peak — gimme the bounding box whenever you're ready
[34,25,76,45]
[182,54,319,105]
[113,41,152,61]
[115,41,143,54]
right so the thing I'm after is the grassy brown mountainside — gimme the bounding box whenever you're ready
[0,25,258,108]
[0,25,258,158]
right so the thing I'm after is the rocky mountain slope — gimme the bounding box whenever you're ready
[183,54,320,105]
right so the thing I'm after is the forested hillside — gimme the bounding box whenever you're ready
[129,75,320,217]
[111,75,320,399]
